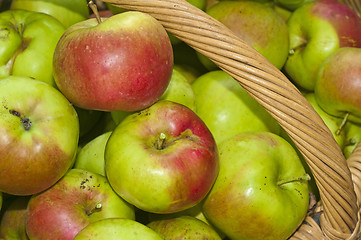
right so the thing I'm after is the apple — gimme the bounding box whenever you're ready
[26,168,135,240]
[202,131,310,240]
[0,75,79,196]
[74,131,112,176]
[173,64,203,84]
[343,122,361,159]
[147,215,222,239]
[274,0,315,10]
[53,11,173,112]
[0,196,29,240]
[315,47,361,127]
[284,0,361,91]
[73,218,163,240]
[206,0,289,70]
[111,67,197,125]
[304,93,345,148]
[0,9,65,87]
[10,0,89,28]
[192,70,281,144]
[105,100,219,214]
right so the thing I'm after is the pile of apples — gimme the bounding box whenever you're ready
[0,0,361,239]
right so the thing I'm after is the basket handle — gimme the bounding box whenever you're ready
[103,0,359,238]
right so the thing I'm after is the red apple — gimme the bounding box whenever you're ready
[26,168,135,240]
[105,100,219,214]
[53,11,173,112]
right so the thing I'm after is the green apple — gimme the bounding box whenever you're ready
[26,168,135,240]
[304,93,345,148]
[0,75,79,196]
[343,122,361,159]
[74,218,163,240]
[315,47,361,126]
[111,68,197,125]
[0,9,65,87]
[105,100,219,214]
[284,0,361,91]
[74,131,112,176]
[192,70,281,144]
[147,216,222,239]
[274,0,315,10]
[206,0,289,69]
[173,64,203,84]
[10,0,89,28]
[0,196,29,240]
[203,131,310,240]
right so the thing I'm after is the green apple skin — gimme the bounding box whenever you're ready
[10,0,89,28]
[111,68,197,125]
[173,64,203,84]
[74,218,163,240]
[285,0,361,91]
[192,70,281,144]
[305,93,345,148]
[0,76,79,196]
[274,0,315,11]
[105,100,219,214]
[0,196,30,240]
[315,47,361,124]
[343,122,361,159]
[203,131,309,240]
[26,169,135,240]
[147,216,222,240]
[74,131,112,176]
[0,9,65,87]
[206,1,289,69]
[53,11,173,112]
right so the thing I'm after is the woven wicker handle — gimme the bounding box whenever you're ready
[103,0,360,238]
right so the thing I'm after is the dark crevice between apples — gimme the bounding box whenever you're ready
[9,109,32,131]
[154,129,199,150]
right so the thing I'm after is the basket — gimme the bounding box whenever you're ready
[103,0,361,239]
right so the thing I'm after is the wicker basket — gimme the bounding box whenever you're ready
[103,0,361,239]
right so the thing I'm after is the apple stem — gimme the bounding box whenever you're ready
[87,203,102,216]
[277,173,311,187]
[345,138,357,147]
[336,112,350,136]
[88,1,102,24]
[155,133,167,150]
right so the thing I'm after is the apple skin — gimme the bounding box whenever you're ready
[26,168,135,240]
[0,9,65,87]
[274,0,315,10]
[284,0,361,91]
[343,122,361,159]
[0,76,79,196]
[111,68,197,125]
[147,215,222,240]
[202,131,309,240]
[73,218,163,240]
[74,131,112,176]
[0,196,30,240]
[206,1,289,69]
[315,47,361,125]
[305,93,345,148]
[192,70,281,144]
[53,11,173,112]
[105,100,219,214]
[10,0,89,28]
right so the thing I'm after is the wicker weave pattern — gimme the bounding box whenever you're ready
[103,0,361,239]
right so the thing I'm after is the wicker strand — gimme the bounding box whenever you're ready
[103,0,360,238]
